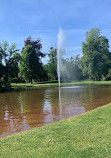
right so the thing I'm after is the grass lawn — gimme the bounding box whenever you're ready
[1,103,111,158]
[11,82,59,91]
[71,80,111,85]
[11,80,111,91]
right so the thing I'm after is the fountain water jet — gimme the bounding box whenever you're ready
[57,28,65,87]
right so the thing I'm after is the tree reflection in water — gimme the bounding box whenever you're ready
[1,86,111,137]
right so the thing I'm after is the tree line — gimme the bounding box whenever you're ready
[0,28,111,91]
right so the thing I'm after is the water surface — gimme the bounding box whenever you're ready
[0,86,111,137]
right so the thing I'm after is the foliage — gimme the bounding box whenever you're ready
[105,68,111,80]
[20,37,47,83]
[6,53,21,80]
[45,47,83,82]
[0,41,20,91]
[11,77,25,83]
[19,45,44,83]
[23,36,45,58]
[44,47,57,80]
[60,55,83,82]
[81,28,111,80]
[1,28,111,90]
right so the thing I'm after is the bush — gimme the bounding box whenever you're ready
[105,69,111,81]
[11,77,26,83]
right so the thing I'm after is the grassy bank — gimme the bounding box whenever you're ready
[71,80,111,85]
[11,83,59,91]
[1,103,111,158]
[11,80,111,91]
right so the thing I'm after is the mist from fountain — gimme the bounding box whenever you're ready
[57,28,65,87]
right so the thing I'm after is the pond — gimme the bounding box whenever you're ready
[0,85,111,137]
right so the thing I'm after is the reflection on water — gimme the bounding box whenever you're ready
[0,86,111,137]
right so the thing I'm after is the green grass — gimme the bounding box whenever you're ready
[11,80,111,91]
[1,103,111,158]
[71,80,111,85]
[11,83,59,91]
[65,80,111,86]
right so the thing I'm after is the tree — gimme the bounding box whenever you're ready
[82,28,111,80]
[0,41,20,90]
[44,47,57,80]
[6,53,21,80]
[60,55,83,82]
[19,45,43,83]
[23,36,45,58]
[20,37,46,82]
[105,68,111,80]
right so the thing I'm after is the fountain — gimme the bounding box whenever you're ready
[57,28,65,87]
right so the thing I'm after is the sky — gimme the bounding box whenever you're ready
[0,0,111,63]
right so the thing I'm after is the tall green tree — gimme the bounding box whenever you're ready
[23,36,45,58]
[0,41,20,89]
[20,37,46,82]
[44,47,57,80]
[19,45,43,83]
[82,28,111,80]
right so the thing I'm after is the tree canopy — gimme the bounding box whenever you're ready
[23,36,45,58]
[20,45,43,83]
[0,41,21,90]
[82,28,111,80]
[20,37,47,83]
[44,47,57,80]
